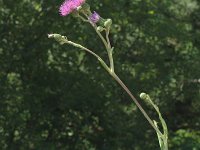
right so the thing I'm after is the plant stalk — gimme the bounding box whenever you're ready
[108,72,163,138]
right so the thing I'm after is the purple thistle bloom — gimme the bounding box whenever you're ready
[89,11,100,24]
[59,0,86,16]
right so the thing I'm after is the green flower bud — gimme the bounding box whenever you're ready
[140,92,148,100]
[48,34,68,45]
[104,19,112,28]
[97,26,105,32]
[140,93,155,107]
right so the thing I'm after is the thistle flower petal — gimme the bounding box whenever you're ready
[59,0,86,16]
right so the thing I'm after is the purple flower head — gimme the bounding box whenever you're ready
[89,11,100,24]
[59,0,86,16]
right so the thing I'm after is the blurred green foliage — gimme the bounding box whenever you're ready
[0,0,200,149]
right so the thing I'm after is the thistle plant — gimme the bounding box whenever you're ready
[48,0,168,149]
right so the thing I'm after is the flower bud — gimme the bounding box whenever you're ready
[140,92,148,100]
[48,34,68,45]
[104,19,112,28]
[140,93,154,107]
[97,26,104,32]
[89,11,100,24]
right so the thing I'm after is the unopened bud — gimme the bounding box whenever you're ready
[48,34,68,45]
[104,19,112,28]
[140,93,154,107]
[140,92,148,100]
[97,26,104,32]
[89,11,100,24]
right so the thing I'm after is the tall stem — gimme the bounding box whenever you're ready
[89,22,163,137]
[109,72,163,138]
[49,33,166,149]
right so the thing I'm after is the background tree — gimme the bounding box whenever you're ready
[0,0,200,149]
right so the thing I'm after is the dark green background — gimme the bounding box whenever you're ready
[0,0,200,149]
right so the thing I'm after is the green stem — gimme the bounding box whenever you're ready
[90,25,163,137]
[108,51,114,72]
[109,72,164,138]
[67,39,164,141]
[86,20,163,139]
[106,28,114,72]
[106,28,111,48]
[67,41,99,58]
[67,38,161,135]
[78,15,90,22]
[50,34,165,148]
[66,41,111,73]
[163,142,168,150]
[95,26,108,49]
[93,26,115,72]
